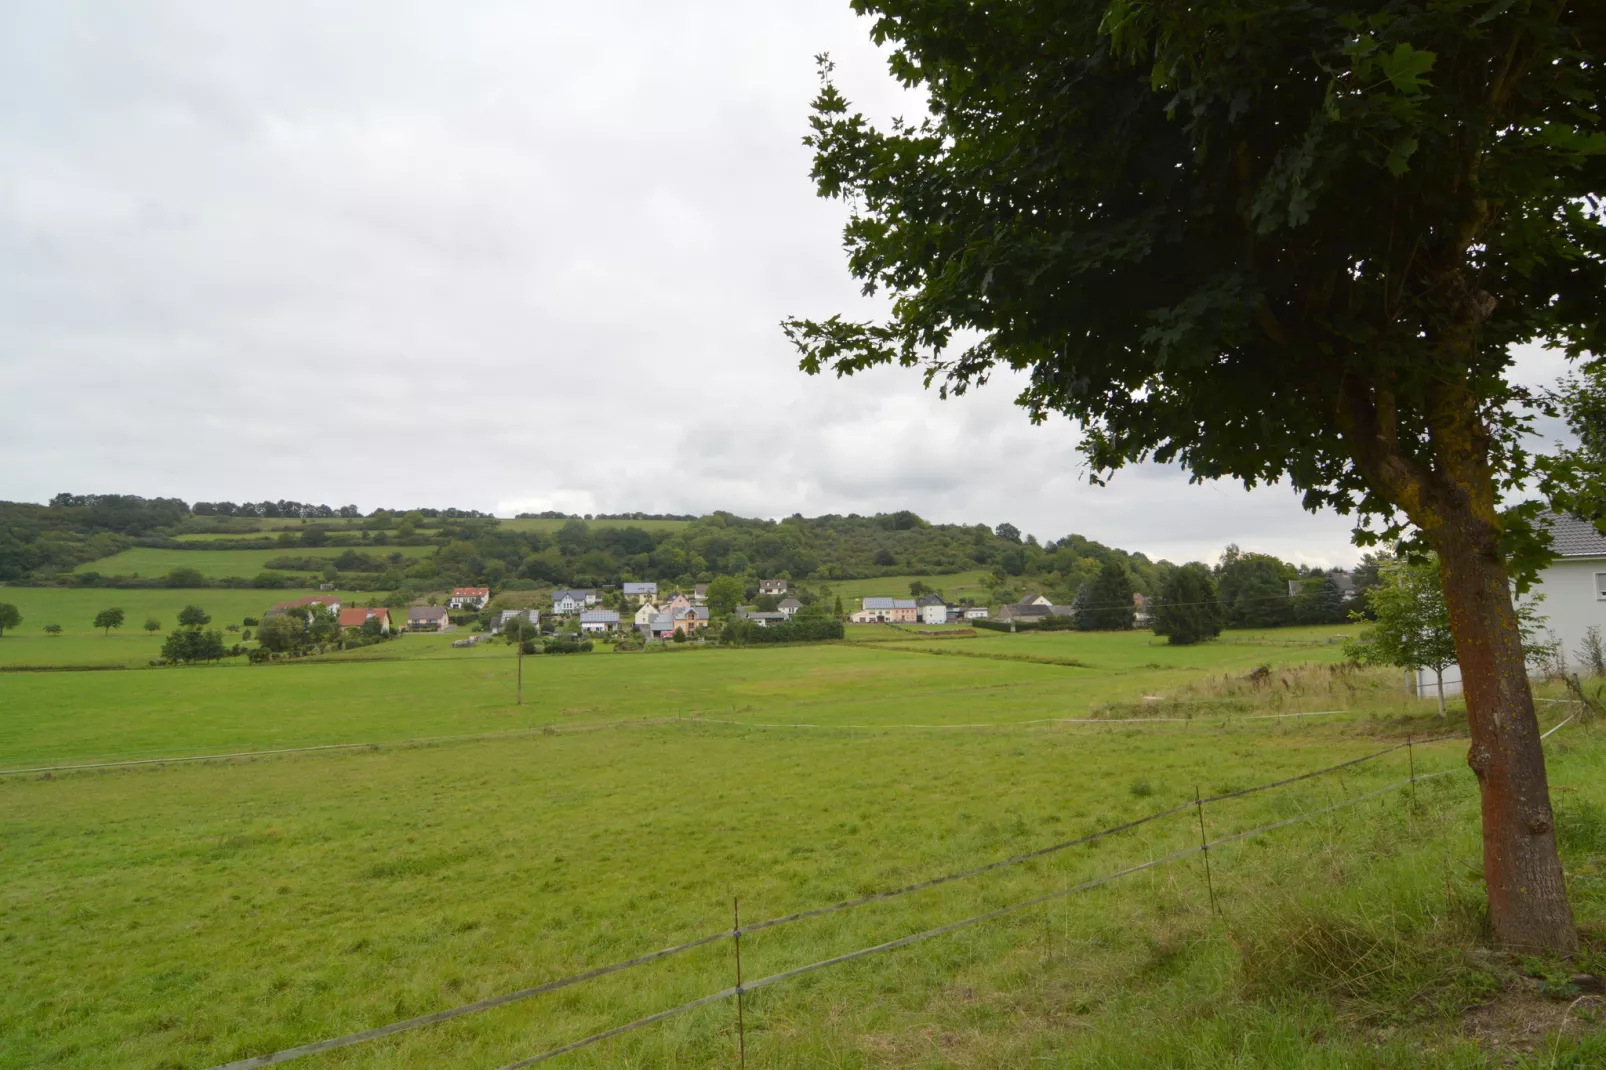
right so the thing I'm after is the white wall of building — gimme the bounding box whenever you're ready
[1537,557,1606,673]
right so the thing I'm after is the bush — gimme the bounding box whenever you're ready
[723,616,845,645]
[161,627,227,663]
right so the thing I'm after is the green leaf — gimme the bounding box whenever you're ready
[1379,43,1435,95]
[1385,135,1419,176]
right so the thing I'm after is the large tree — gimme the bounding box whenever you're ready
[0,602,19,637]
[787,1,1603,949]
[1074,560,1135,630]
[1151,563,1225,645]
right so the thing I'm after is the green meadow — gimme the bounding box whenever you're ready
[72,545,435,580]
[496,517,693,534]
[0,589,384,668]
[2,618,1602,1069]
[824,571,997,606]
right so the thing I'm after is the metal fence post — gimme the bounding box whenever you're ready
[1194,787,1218,916]
[733,896,746,1068]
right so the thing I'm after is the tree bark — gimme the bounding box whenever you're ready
[1435,668,1446,718]
[1431,514,1577,952]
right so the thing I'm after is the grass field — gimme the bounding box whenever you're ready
[0,588,384,668]
[495,518,693,533]
[3,623,1603,1069]
[71,545,436,580]
[822,571,997,606]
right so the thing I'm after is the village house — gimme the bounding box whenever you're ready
[692,584,708,603]
[963,607,990,620]
[995,596,1075,623]
[491,608,540,634]
[777,598,802,619]
[758,578,789,596]
[673,605,711,633]
[738,609,787,628]
[647,612,676,639]
[551,588,598,615]
[664,592,692,612]
[851,597,917,624]
[579,608,621,634]
[406,605,450,631]
[267,594,341,616]
[916,594,949,626]
[1539,514,1606,673]
[633,602,659,631]
[448,586,490,610]
[338,607,390,633]
[622,582,658,602]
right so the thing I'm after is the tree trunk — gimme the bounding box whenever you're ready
[1435,668,1447,718]
[1433,518,1576,952]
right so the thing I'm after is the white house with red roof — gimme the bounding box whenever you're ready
[448,586,491,610]
[338,607,390,633]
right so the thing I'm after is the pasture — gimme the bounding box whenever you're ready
[822,571,997,606]
[0,588,384,668]
[2,624,1602,1069]
[72,546,435,580]
[495,518,693,534]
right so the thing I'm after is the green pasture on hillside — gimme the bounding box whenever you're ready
[0,589,384,668]
[822,570,996,606]
[69,545,436,580]
[495,517,693,533]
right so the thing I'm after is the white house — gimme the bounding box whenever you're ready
[758,579,788,596]
[693,584,708,603]
[1411,513,1606,699]
[579,608,620,634]
[920,603,949,626]
[777,598,802,619]
[552,588,597,615]
[963,607,990,620]
[622,582,658,601]
[1537,513,1606,673]
[633,602,659,630]
[448,586,491,610]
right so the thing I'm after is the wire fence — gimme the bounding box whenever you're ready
[205,728,1499,1070]
[1,707,1369,779]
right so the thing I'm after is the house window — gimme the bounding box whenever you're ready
[1597,572,1606,601]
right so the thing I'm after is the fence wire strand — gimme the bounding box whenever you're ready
[500,765,1475,1067]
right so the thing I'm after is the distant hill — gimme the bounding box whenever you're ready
[0,495,1175,601]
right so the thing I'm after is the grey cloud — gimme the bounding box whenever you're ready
[0,2,1581,572]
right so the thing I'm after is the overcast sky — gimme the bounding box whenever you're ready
[0,2,1583,569]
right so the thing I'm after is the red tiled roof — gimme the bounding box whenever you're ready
[272,595,338,610]
[452,587,490,596]
[339,608,386,628]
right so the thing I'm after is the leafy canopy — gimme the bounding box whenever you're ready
[786,2,1605,564]
[1152,563,1225,645]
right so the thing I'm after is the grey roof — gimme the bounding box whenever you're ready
[673,606,710,620]
[622,582,657,595]
[408,606,449,620]
[746,611,786,621]
[1546,512,1606,557]
[553,588,594,601]
[649,613,674,629]
[579,609,620,623]
[777,598,802,609]
[915,594,945,606]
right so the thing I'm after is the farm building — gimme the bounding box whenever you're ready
[851,597,917,624]
[916,595,949,626]
[448,586,490,610]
